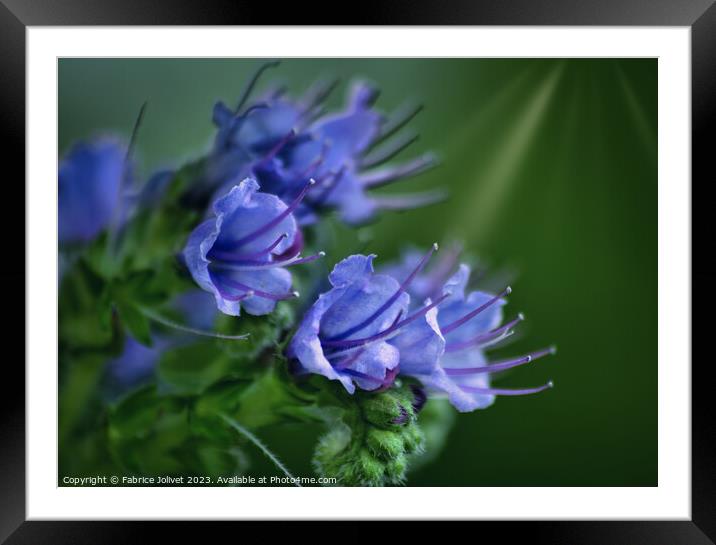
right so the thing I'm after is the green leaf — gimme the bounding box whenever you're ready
[117,161,205,273]
[193,379,252,428]
[108,386,192,475]
[173,438,250,478]
[116,301,152,346]
[230,369,297,429]
[59,259,116,349]
[59,350,112,443]
[157,341,234,396]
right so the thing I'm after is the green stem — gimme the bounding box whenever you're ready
[138,305,250,340]
[219,413,301,487]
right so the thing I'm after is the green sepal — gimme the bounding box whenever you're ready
[311,382,427,486]
[409,398,456,471]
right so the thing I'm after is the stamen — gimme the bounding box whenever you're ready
[373,103,424,146]
[444,346,554,375]
[257,130,296,165]
[298,106,327,130]
[460,380,554,396]
[389,309,405,328]
[107,101,148,255]
[213,251,325,271]
[331,348,366,370]
[298,148,327,178]
[373,189,448,211]
[269,85,288,100]
[124,101,148,173]
[360,132,419,169]
[323,292,450,351]
[445,313,524,352]
[440,287,511,336]
[362,153,438,188]
[327,243,438,341]
[340,368,382,383]
[238,102,270,118]
[210,233,288,262]
[235,60,280,113]
[311,167,346,206]
[225,103,271,146]
[229,178,315,249]
[300,78,340,115]
[330,310,404,359]
[217,289,255,302]
[424,242,463,299]
[220,277,298,302]
[310,169,335,188]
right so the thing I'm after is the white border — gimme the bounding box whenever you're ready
[27,27,691,520]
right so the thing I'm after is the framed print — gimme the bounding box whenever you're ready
[2,0,712,542]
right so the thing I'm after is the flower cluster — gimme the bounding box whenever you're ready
[288,247,554,413]
[206,76,441,225]
[58,62,555,487]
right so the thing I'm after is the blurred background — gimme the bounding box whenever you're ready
[59,58,657,486]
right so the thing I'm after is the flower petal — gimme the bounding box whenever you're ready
[389,304,445,376]
[339,342,400,391]
[183,218,221,296]
[212,179,297,256]
[286,288,356,393]
[328,254,376,288]
[320,272,408,340]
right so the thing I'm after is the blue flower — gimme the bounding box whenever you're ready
[183,177,323,316]
[206,71,444,225]
[387,254,555,412]
[254,82,443,225]
[58,138,126,243]
[106,335,167,390]
[286,252,448,393]
[206,95,303,188]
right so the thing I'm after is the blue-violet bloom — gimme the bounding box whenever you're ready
[388,251,555,412]
[58,138,126,243]
[252,82,443,225]
[286,251,449,393]
[183,177,323,316]
[208,71,444,225]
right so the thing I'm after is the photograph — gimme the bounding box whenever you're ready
[57,57,657,488]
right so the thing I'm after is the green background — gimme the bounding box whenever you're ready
[59,58,657,486]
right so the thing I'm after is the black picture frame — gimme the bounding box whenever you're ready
[2,0,711,541]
